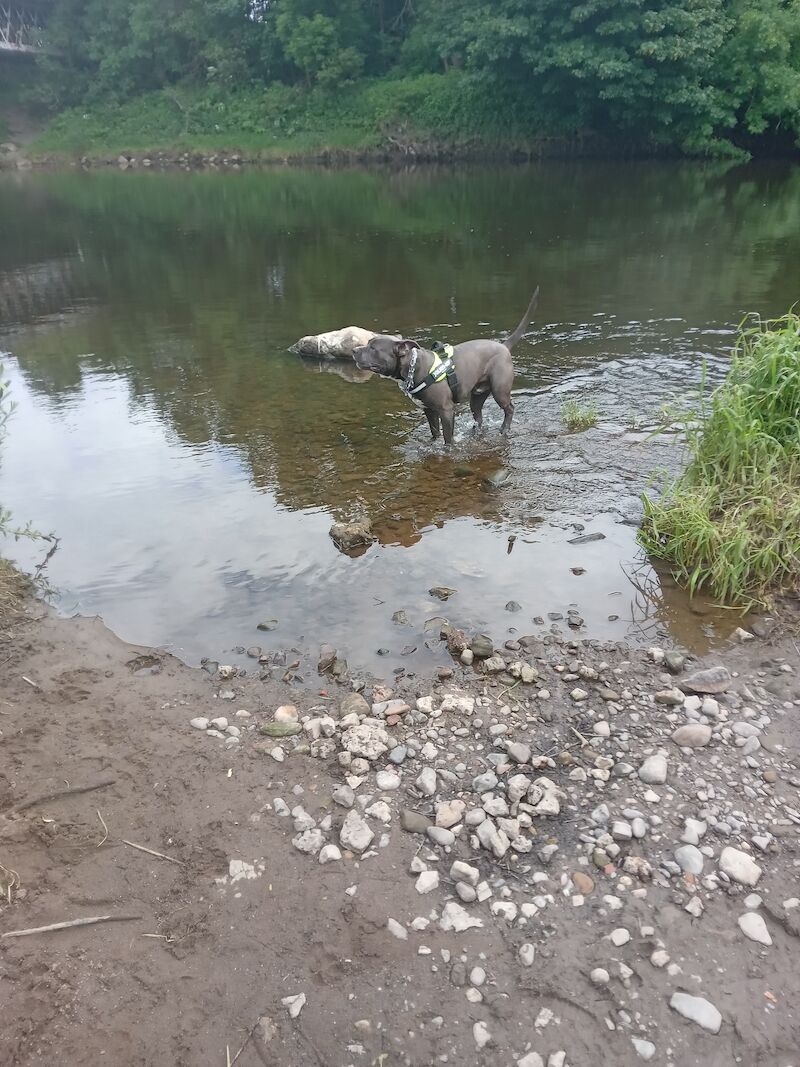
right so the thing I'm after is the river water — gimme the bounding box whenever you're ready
[1,162,799,675]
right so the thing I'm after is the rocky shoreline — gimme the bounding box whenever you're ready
[1,597,798,1065]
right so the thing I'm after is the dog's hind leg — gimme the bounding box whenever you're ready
[470,389,490,432]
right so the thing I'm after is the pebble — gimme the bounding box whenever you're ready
[332,784,355,808]
[274,705,298,721]
[292,829,324,855]
[318,844,341,864]
[416,767,437,796]
[719,846,762,886]
[638,754,668,784]
[415,870,439,894]
[340,810,374,853]
[440,901,483,932]
[672,723,713,748]
[470,966,486,987]
[190,717,209,730]
[737,912,771,945]
[610,928,631,947]
[590,967,610,985]
[570,688,588,701]
[375,770,401,791]
[450,860,479,886]
[518,1055,545,1067]
[427,826,455,847]
[435,799,465,828]
[281,993,306,1018]
[386,918,407,940]
[519,943,535,967]
[669,992,722,1033]
[473,1021,492,1049]
[631,1037,656,1061]
[210,717,228,730]
[400,809,429,834]
[674,844,704,874]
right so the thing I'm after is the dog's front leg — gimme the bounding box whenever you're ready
[424,408,441,441]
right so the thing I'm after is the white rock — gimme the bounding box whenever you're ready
[292,829,324,855]
[473,1021,492,1049]
[190,717,209,730]
[650,949,669,968]
[672,723,712,748]
[631,1037,656,1061]
[332,784,355,808]
[450,860,480,886]
[340,810,374,853]
[376,770,401,791]
[737,912,772,946]
[281,993,306,1018]
[386,918,407,940]
[719,846,762,886]
[669,992,722,1033]
[341,722,389,760]
[610,927,631,947]
[591,967,610,985]
[415,870,439,895]
[470,966,486,987]
[519,943,535,967]
[274,704,298,722]
[210,717,228,730]
[571,688,588,701]
[743,893,762,909]
[318,844,341,864]
[440,694,475,715]
[416,767,437,796]
[439,901,483,932]
[518,1055,545,1067]
[365,800,392,823]
[270,746,285,762]
[436,799,465,828]
[681,818,707,845]
[638,754,667,784]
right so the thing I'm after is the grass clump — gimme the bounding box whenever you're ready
[640,312,800,606]
[561,398,599,432]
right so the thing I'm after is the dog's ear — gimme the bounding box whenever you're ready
[393,339,416,359]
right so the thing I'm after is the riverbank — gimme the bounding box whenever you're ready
[2,77,684,171]
[1,589,798,1066]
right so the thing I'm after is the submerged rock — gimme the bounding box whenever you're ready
[329,519,375,554]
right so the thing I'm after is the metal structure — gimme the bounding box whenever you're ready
[0,2,49,53]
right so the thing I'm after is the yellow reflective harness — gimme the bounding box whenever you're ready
[405,343,459,398]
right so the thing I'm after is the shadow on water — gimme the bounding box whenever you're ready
[1,161,799,674]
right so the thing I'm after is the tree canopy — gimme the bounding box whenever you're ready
[34,0,800,153]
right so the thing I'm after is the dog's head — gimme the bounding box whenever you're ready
[353,335,417,378]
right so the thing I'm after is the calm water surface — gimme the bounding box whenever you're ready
[1,162,799,674]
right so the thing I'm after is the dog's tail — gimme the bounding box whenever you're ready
[505,286,539,351]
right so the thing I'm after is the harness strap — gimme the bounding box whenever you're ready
[406,344,459,399]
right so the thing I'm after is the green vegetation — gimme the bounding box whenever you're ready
[641,313,800,606]
[0,368,35,624]
[24,0,800,159]
[561,398,599,432]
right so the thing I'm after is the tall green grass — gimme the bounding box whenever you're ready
[640,312,800,606]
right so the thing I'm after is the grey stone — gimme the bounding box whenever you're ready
[638,754,668,784]
[506,742,531,765]
[400,809,430,834]
[427,826,455,847]
[672,724,712,748]
[675,844,704,874]
[473,771,499,793]
[669,992,722,1033]
[470,634,495,658]
[416,767,437,796]
[450,860,479,886]
[292,829,324,855]
[682,666,732,694]
[375,770,401,791]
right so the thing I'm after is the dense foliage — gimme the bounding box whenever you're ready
[31,0,800,154]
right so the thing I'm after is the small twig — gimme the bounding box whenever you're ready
[499,680,521,699]
[123,840,183,866]
[226,1045,232,1067]
[570,725,591,746]
[13,778,116,814]
[229,1017,263,1067]
[22,676,39,689]
[96,810,109,846]
[1,914,141,938]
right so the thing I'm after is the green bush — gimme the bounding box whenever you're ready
[640,312,800,605]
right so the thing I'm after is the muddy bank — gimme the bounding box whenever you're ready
[1,594,799,1066]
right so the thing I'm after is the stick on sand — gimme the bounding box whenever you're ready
[1,914,141,939]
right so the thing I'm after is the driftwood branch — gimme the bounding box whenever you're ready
[1,914,141,939]
[12,778,116,814]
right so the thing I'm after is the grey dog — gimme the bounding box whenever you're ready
[353,288,539,445]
